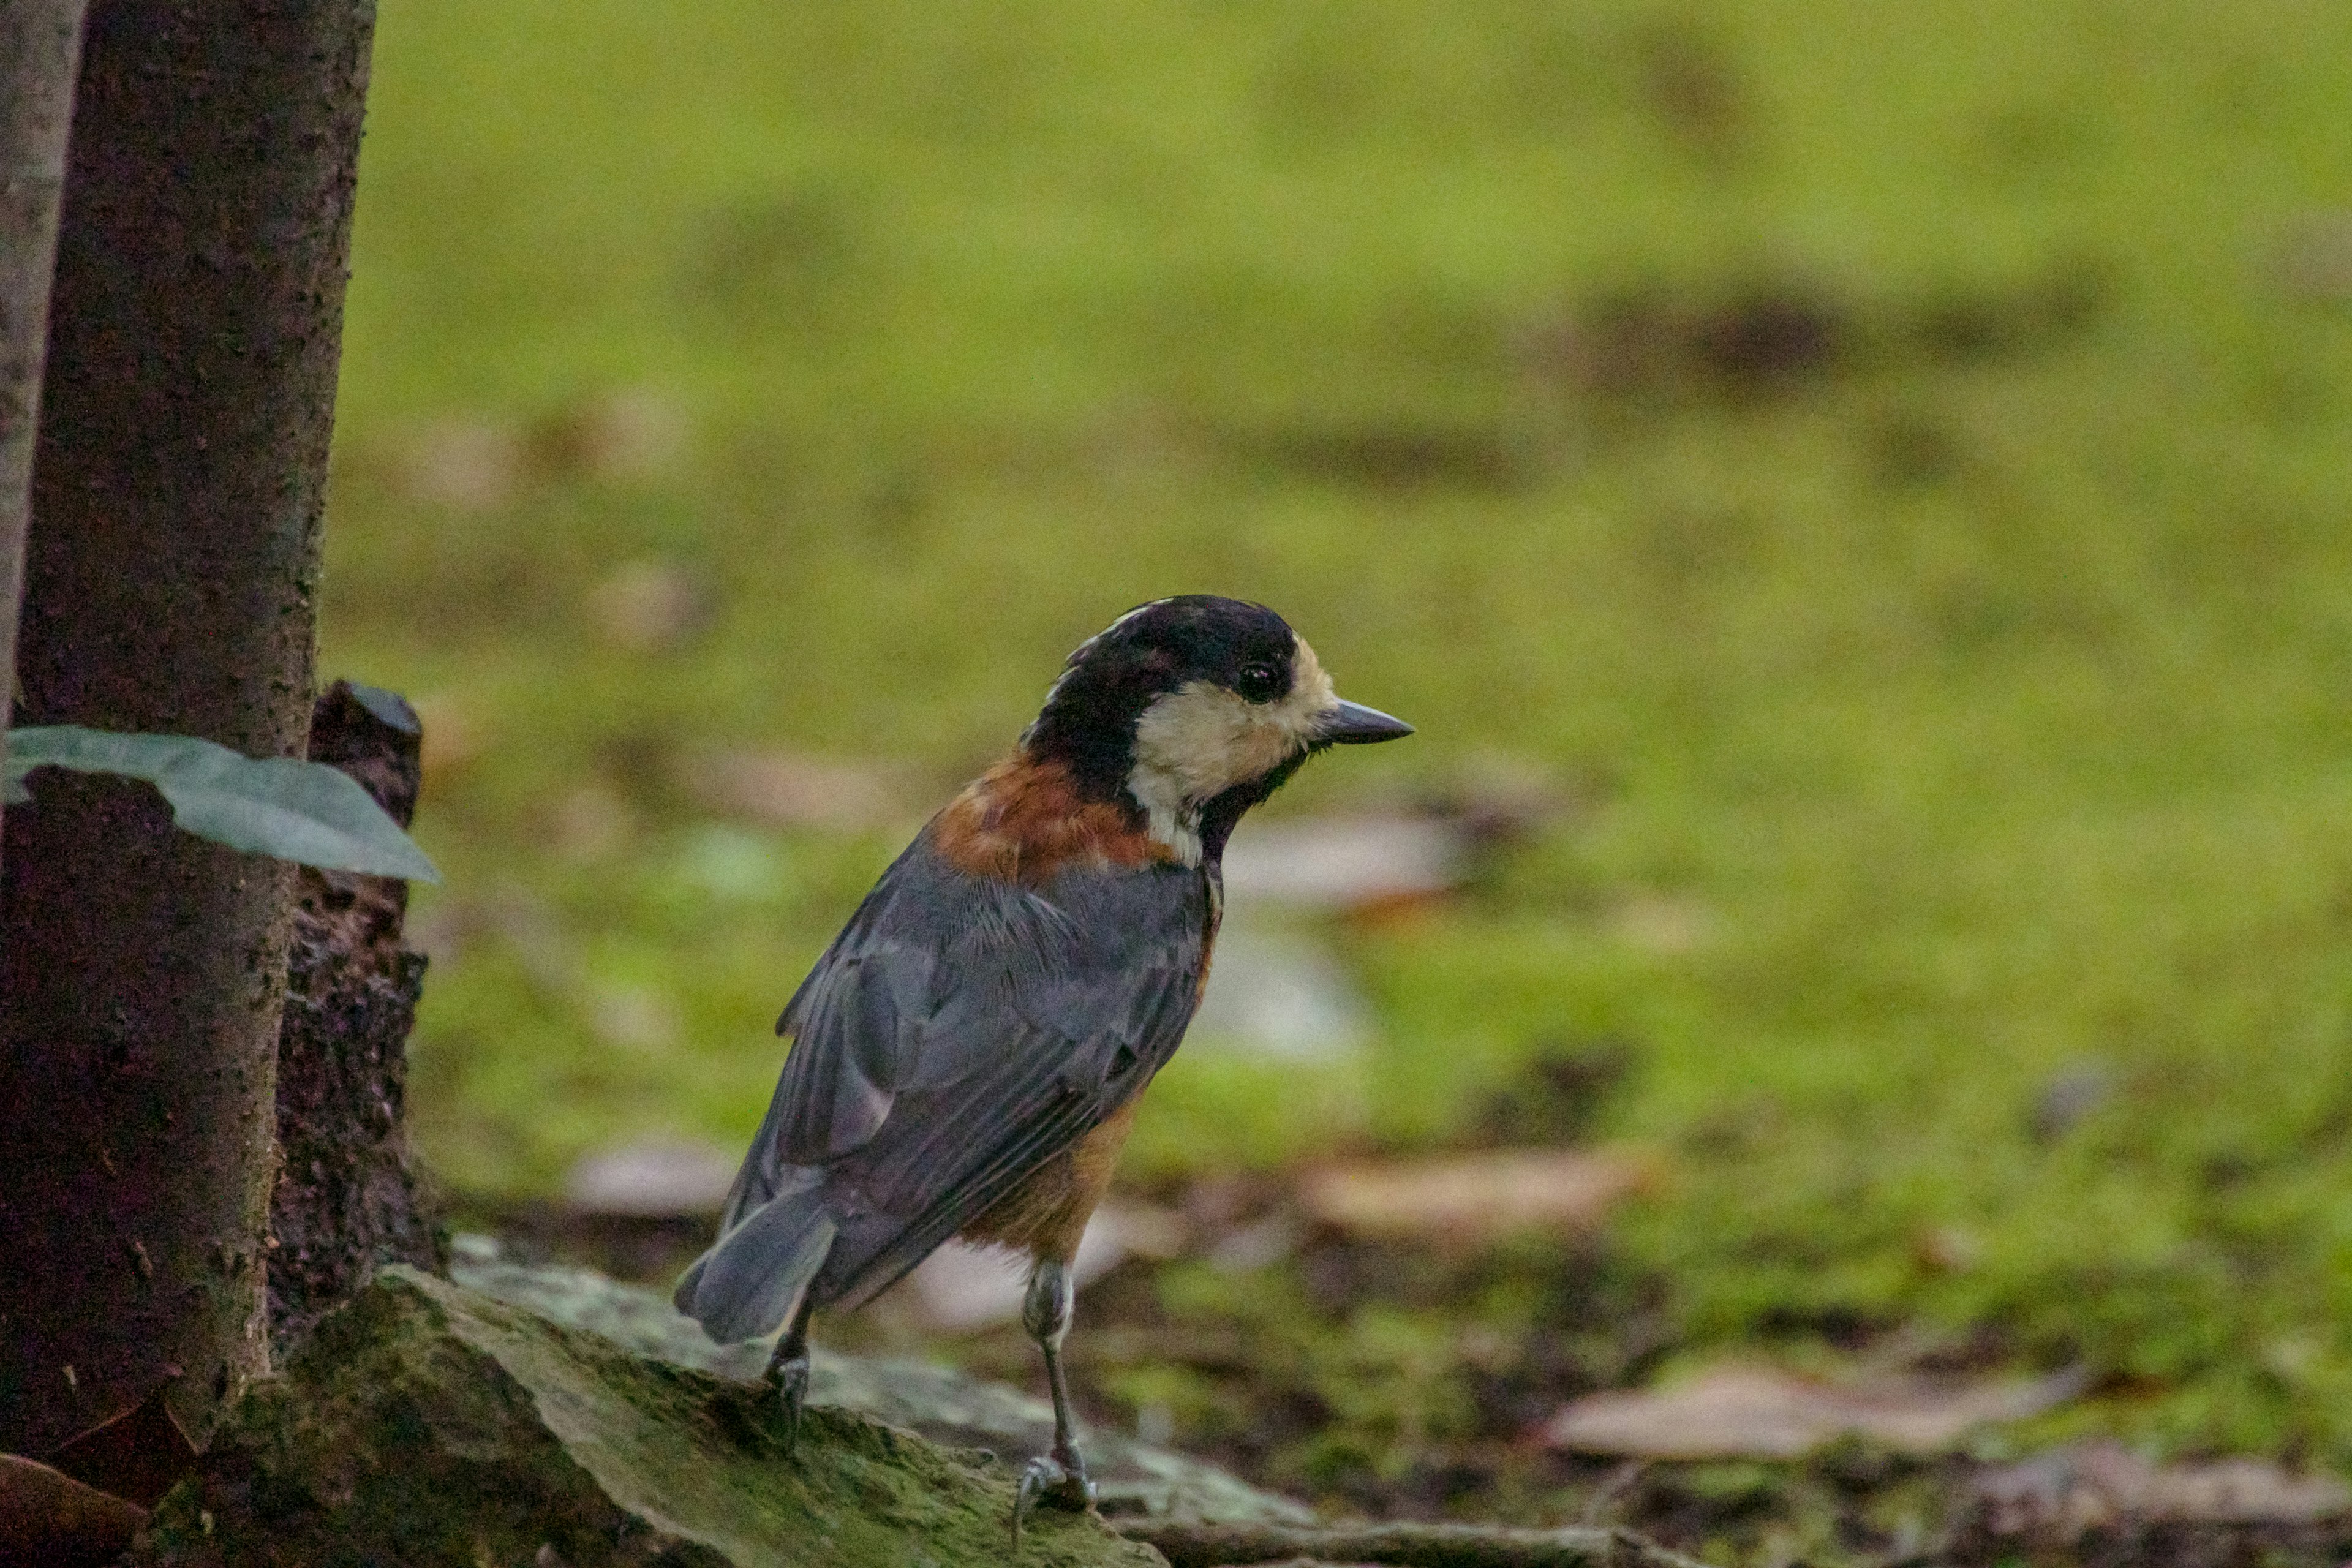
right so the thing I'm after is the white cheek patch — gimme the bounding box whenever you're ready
[1126,636,1339,865]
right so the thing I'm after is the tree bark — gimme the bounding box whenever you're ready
[0,0,89,848]
[269,682,443,1354]
[0,0,377,1457]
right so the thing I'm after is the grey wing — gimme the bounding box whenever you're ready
[710,832,1208,1311]
[701,851,924,1238]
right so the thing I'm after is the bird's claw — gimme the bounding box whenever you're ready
[1010,1451,1096,1548]
[770,1349,810,1457]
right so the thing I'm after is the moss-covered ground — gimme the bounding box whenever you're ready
[321,0,2352,1550]
[138,1269,1153,1567]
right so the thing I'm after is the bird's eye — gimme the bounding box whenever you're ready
[1235,661,1284,703]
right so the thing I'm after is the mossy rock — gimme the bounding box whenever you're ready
[133,1266,1161,1567]
[448,1253,1314,1529]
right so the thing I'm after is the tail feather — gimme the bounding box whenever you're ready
[674,1174,837,1344]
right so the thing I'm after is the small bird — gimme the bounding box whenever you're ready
[674,595,1411,1537]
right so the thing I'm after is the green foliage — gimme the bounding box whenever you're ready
[4,725,440,881]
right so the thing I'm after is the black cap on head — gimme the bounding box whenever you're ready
[1025,597,1297,796]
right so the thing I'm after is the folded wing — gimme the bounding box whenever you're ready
[676,832,1208,1340]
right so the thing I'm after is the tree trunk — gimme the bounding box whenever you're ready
[0,0,89,846]
[269,682,444,1354]
[0,0,377,1457]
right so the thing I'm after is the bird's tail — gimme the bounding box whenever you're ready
[673,1169,839,1344]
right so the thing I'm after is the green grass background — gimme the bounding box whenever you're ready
[323,0,2352,1466]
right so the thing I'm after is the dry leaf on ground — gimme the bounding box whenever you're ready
[1972,1441,2352,1534]
[1219,816,1466,913]
[0,1454,146,1567]
[408,692,483,787]
[532,387,690,481]
[682,750,906,832]
[550,783,636,861]
[903,1204,1187,1333]
[587,559,714,653]
[1545,1362,2085,1460]
[564,1139,740,1218]
[1300,1147,1653,1243]
[43,1386,197,1510]
[585,983,682,1054]
[1188,924,1371,1063]
[1607,893,1719,954]
[395,418,523,512]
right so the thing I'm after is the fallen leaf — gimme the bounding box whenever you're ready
[902,1204,1185,1334]
[1607,893,1717,954]
[549,785,636,862]
[407,889,586,990]
[1188,924,1371,1063]
[0,1454,146,1567]
[1914,1224,1984,1274]
[587,559,714,653]
[586,984,681,1054]
[897,1241,1024,1334]
[1219,816,1464,913]
[1972,1441,2352,1535]
[668,823,788,903]
[1300,1147,1652,1243]
[1205,1213,1303,1275]
[45,1385,197,1508]
[564,1139,740,1218]
[409,693,482,786]
[683,750,905,833]
[1103,1203,1191,1261]
[1545,1362,2085,1460]
[485,886,589,994]
[398,418,523,512]
[532,387,690,481]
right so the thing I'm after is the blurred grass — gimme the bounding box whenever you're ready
[323,0,2352,1468]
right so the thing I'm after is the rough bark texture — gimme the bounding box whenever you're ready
[0,0,89,837]
[0,0,377,1457]
[268,682,444,1353]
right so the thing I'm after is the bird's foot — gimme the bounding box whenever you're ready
[768,1348,811,1457]
[1010,1448,1096,1548]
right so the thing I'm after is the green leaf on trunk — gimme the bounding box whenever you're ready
[2,725,441,883]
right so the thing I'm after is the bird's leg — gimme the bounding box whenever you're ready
[1011,1257,1095,1546]
[763,1296,815,1455]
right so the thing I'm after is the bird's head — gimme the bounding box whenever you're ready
[1022,595,1412,865]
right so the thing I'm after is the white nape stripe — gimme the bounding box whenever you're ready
[1036,597,1176,713]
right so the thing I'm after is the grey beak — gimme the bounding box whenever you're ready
[1320,699,1414,745]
